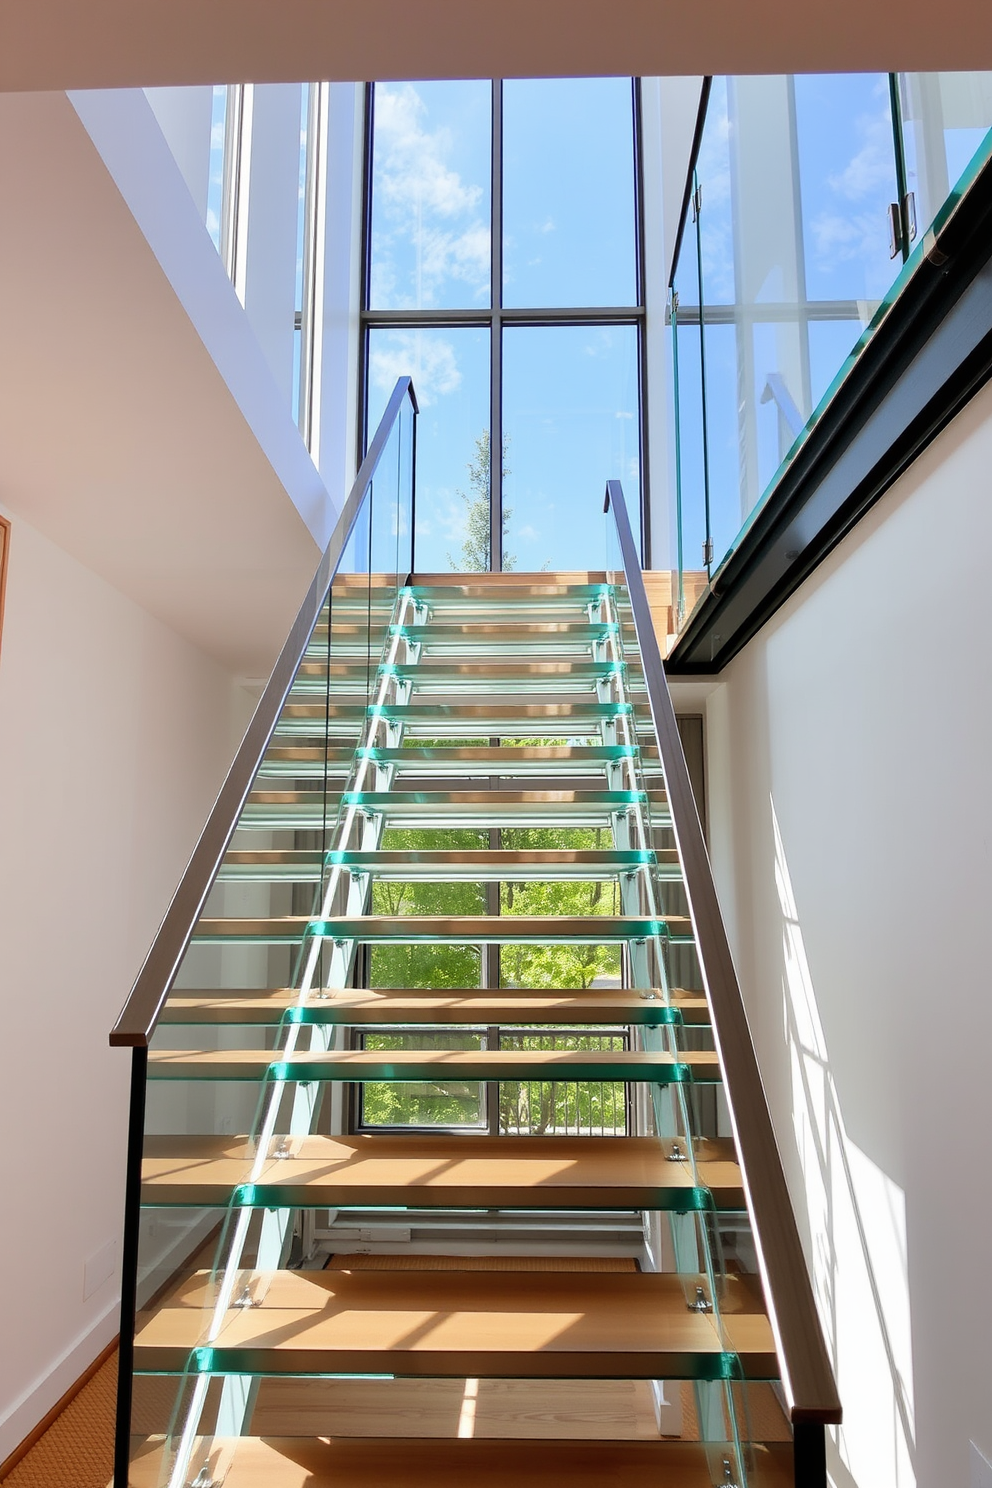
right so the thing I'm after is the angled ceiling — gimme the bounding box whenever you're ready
[0,0,989,89]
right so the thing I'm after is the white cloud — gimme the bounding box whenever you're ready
[373,84,489,307]
[824,81,898,206]
[810,208,885,267]
[369,332,461,409]
[376,85,482,218]
[827,107,896,202]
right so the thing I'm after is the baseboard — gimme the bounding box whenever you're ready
[0,1302,119,1472]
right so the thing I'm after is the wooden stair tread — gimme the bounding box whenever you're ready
[192,914,693,942]
[246,790,662,804]
[159,986,709,1027]
[134,1268,776,1376]
[248,1376,662,1441]
[128,1436,793,1487]
[146,1047,721,1081]
[141,1134,743,1209]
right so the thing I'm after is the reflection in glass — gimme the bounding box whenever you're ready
[502,78,637,309]
[794,73,901,306]
[502,324,640,571]
[674,72,909,585]
[367,327,490,572]
[900,72,992,231]
[696,77,735,308]
[369,81,491,310]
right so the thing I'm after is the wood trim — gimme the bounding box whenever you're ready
[0,514,10,666]
[0,1335,117,1481]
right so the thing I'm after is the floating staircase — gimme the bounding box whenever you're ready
[109,386,838,1487]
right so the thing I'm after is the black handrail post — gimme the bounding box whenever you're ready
[113,1047,147,1488]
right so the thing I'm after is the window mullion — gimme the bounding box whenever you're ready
[490,78,504,574]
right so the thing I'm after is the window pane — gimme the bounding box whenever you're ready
[369,81,491,310]
[205,85,227,251]
[502,79,637,308]
[696,76,735,307]
[359,1032,487,1130]
[366,326,490,572]
[502,325,640,571]
[794,73,901,306]
[900,71,992,232]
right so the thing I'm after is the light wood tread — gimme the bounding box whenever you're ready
[133,1268,776,1377]
[146,1047,721,1082]
[141,1134,744,1210]
[391,660,622,675]
[192,914,694,942]
[159,986,709,1027]
[324,848,668,870]
[246,790,663,805]
[128,1436,793,1486]
[257,746,662,769]
[288,702,645,716]
[247,1375,661,1440]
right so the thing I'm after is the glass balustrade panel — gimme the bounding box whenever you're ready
[125,387,415,1486]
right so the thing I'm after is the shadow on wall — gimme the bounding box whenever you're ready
[770,800,917,1488]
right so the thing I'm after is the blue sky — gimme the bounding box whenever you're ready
[359,73,992,576]
[367,77,640,572]
[674,72,992,578]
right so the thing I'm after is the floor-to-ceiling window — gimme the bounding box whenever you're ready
[362,79,646,573]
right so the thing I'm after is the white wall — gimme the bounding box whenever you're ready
[704,379,992,1487]
[144,86,214,219]
[0,506,241,1461]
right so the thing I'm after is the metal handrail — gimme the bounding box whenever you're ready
[109,376,418,1048]
[667,76,712,292]
[604,479,841,1429]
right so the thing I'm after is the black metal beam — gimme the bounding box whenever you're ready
[667,154,992,675]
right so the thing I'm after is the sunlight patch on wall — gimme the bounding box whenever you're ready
[772,797,916,1488]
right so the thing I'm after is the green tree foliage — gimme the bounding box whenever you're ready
[360,1030,486,1128]
[369,828,487,990]
[499,826,621,990]
[498,1033,627,1137]
[360,825,627,1136]
[447,429,515,572]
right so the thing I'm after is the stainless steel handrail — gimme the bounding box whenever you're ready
[604,478,841,1428]
[109,376,417,1048]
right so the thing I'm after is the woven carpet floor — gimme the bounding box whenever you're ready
[2,1354,115,1488]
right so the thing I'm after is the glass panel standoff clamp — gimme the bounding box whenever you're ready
[713,1461,741,1488]
[666,1141,685,1162]
[687,1284,712,1313]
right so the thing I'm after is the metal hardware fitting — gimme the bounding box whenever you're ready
[714,1459,740,1488]
[702,538,714,566]
[687,1285,713,1313]
[637,990,658,1001]
[188,1470,221,1488]
[667,1141,686,1162]
[232,1284,258,1309]
[272,1138,292,1160]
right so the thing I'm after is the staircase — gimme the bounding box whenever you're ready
[109,383,838,1487]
